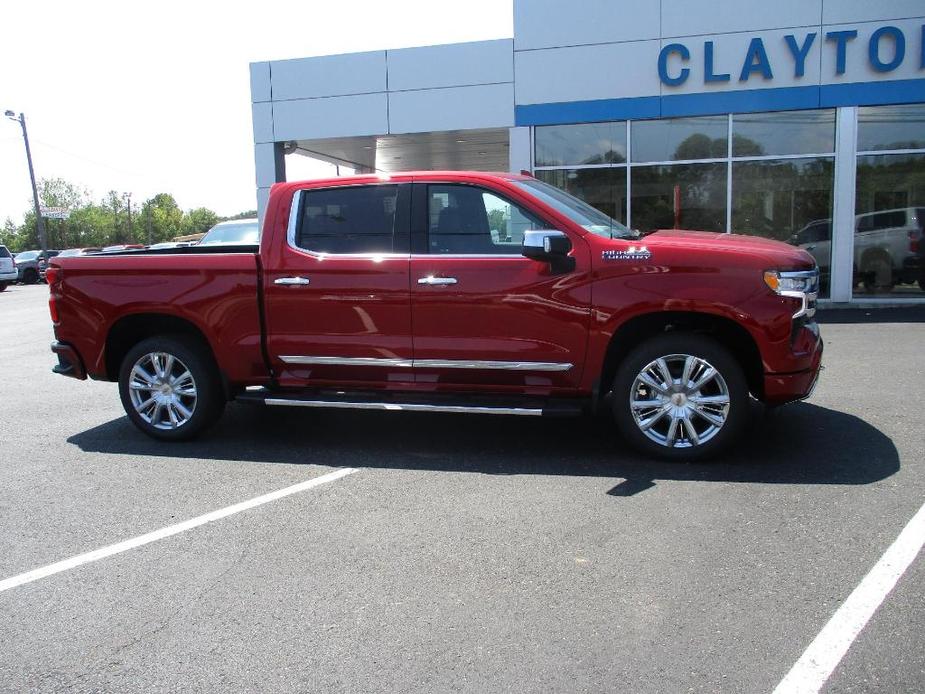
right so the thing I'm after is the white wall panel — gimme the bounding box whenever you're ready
[821,19,925,85]
[514,0,659,50]
[250,62,271,102]
[515,41,662,105]
[388,84,514,134]
[254,144,279,188]
[508,126,531,173]
[270,51,387,100]
[273,93,389,141]
[388,39,513,91]
[823,0,925,25]
[251,102,274,144]
[256,186,271,231]
[661,0,822,37]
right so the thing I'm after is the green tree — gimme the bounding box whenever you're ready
[182,207,220,235]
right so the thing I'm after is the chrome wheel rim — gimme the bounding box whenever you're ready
[128,352,197,430]
[629,353,730,449]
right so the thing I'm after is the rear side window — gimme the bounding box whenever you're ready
[297,185,399,254]
[0,246,10,259]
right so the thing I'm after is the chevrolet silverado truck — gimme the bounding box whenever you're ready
[47,172,822,460]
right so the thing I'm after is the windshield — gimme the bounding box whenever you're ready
[199,221,259,245]
[510,179,637,239]
[15,251,39,261]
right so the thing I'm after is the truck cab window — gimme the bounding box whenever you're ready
[297,185,398,254]
[427,184,544,254]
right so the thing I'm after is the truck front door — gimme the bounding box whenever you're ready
[409,182,591,393]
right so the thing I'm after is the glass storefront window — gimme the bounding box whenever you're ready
[535,122,626,167]
[731,158,834,297]
[630,163,727,233]
[857,104,925,152]
[854,152,925,297]
[732,110,835,157]
[631,115,727,163]
[534,168,627,224]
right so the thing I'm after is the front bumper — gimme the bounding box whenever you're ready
[51,341,87,380]
[763,334,824,405]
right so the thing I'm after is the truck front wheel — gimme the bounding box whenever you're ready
[118,335,225,441]
[612,333,748,461]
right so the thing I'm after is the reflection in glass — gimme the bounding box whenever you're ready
[854,153,925,297]
[731,158,833,297]
[630,163,727,233]
[732,110,835,157]
[858,104,925,152]
[534,168,627,224]
[535,122,626,167]
[631,115,727,163]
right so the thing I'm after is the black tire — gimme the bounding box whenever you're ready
[22,268,38,285]
[118,335,225,441]
[0,282,7,292]
[611,333,748,462]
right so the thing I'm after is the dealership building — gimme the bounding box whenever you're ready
[250,0,925,303]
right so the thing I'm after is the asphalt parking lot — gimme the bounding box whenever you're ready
[1,282,923,693]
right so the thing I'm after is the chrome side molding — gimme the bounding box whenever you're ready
[277,355,573,372]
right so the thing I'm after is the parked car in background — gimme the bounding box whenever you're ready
[197,218,259,246]
[14,250,60,284]
[56,248,102,261]
[0,245,16,291]
[100,244,145,253]
[790,219,832,291]
[148,242,194,250]
[853,207,924,291]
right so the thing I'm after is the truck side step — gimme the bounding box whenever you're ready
[236,388,585,418]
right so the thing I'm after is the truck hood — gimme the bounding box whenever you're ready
[643,229,816,269]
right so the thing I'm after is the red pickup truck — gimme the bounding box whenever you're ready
[47,172,822,460]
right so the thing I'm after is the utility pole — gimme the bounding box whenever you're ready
[146,203,153,245]
[4,111,47,254]
[126,193,133,242]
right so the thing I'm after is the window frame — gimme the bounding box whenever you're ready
[412,182,553,257]
[287,182,412,257]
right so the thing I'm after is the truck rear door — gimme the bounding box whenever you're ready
[262,183,414,388]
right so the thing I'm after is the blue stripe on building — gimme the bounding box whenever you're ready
[515,78,925,126]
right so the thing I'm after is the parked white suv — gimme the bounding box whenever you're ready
[791,207,924,292]
[0,245,16,291]
[854,207,924,291]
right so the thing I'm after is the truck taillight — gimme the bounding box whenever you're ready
[910,230,921,253]
[45,267,60,285]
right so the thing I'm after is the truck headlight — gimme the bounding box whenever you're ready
[763,269,819,319]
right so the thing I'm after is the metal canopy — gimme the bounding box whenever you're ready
[288,128,510,174]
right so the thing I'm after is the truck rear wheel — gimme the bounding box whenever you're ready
[612,333,748,461]
[118,335,225,441]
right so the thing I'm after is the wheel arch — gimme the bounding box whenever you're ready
[104,313,225,393]
[595,310,764,408]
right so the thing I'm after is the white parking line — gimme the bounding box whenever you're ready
[773,500,925,694]
[0,467,358,594]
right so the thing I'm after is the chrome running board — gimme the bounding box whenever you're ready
[264,398,543,416]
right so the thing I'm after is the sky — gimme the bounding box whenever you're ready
[0,0,513,225]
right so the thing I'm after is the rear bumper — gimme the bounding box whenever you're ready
[51,340,87,380]
[0,269,16,282]
[763,335,824,405]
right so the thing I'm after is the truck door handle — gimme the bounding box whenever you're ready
[417,276,457,285]
[274,276,310,286]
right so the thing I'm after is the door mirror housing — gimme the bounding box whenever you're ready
[522,230,574,273]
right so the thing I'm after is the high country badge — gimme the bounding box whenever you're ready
[603,246,652,261]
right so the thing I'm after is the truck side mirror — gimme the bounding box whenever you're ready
[522,230,574,273]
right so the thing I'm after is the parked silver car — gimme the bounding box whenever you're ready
[198,219,259,246]
[0,245,16,291]
[13,250,59,284]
